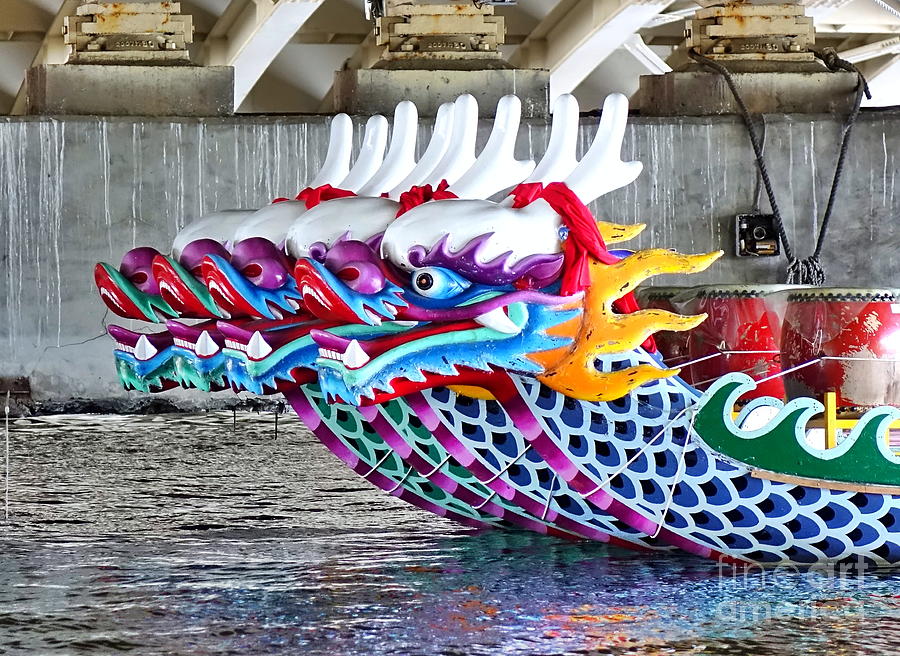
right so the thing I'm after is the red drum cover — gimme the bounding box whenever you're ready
[678,285,789,401]
[782,288,900,411]
[635,286,693,379]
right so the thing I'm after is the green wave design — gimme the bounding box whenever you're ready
[694,374,900,486]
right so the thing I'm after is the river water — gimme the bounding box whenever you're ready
[5,411,900,655]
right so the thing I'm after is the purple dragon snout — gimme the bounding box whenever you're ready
[179,239,231,276]
[120,247,162,295]
[323,240,386,295]
[230,237,293,290]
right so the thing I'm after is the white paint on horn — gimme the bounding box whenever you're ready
[310,113,354,188]
[285,196,400,259]
[339,115,389,193]
[358,101,419,197]
[449,95,535,200]
[525,94,580,184]
[425,94,478,187]
[388,102,454,199]
[381,198,560,272]
[233,200,307,245]
[564,93,643,205]
[221,114,354,247]
[172,209,258,258]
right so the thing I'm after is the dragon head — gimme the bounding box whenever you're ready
[296,94,723,405]
[297,199,720,405]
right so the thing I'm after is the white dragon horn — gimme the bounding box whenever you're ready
[449,95,535,200]
[338,114,389,193]
[563,93,642,205]
[175,112,356,252]
[525,94,580,185]
[358,101,419,197]
[387,101,455,199]
[231,114,357,245]
[172,209,257,259]
[309,113,353,188]
[425,94,478,187]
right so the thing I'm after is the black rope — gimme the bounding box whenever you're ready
[688,50,796,264]
[810,48,871,261]
[688,47,871,286]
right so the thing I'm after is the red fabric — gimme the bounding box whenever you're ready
[295,184,356,210]
[511,182,657,352]
[509,181,544,208]
[396,180,458,216]
[512,182,617,294]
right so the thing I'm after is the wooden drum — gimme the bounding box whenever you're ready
[680,285,791,400]
[781,288,900,411]
[635,286,693,376]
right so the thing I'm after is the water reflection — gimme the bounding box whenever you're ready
[4,412,900,654]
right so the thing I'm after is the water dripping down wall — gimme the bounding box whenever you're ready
[0,112,898,400]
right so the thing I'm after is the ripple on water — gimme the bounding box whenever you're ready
[5,412,900,655]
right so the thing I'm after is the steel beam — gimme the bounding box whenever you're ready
[10,0,79,115]
[840,35,900,62]
[203,0,325,108]
[803,0,856,20]
[620,33,671,75]
[861,52,900,106]
[510,0,674,101]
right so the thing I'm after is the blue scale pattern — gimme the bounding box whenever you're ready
[422,387,668,550]
[508,349,900,565]
[375,398,605,536]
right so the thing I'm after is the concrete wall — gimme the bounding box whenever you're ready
[2,111,899,403]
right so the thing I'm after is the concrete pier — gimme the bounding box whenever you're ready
[26,65,235,117]
[333,68,550,118]
[1,111,899,405]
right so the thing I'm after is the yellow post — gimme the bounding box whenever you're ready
[824,391,837,449]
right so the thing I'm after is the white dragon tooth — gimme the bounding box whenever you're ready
[195,330,220,357]
[406,367,427,383]
[474,307,521,335]
[342,339,370,369]
[135,335,158,361]
[391,320,419,327]
[286,298,301,310]
[302,285,325,304]
[363,309,383,326]
[248,331,273,360]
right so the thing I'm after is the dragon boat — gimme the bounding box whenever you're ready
[95,92,900,568]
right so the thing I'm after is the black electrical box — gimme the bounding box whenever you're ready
[736,214,780,257]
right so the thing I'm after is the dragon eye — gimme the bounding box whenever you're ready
[410,267,470,299]
[415,272,434,291]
